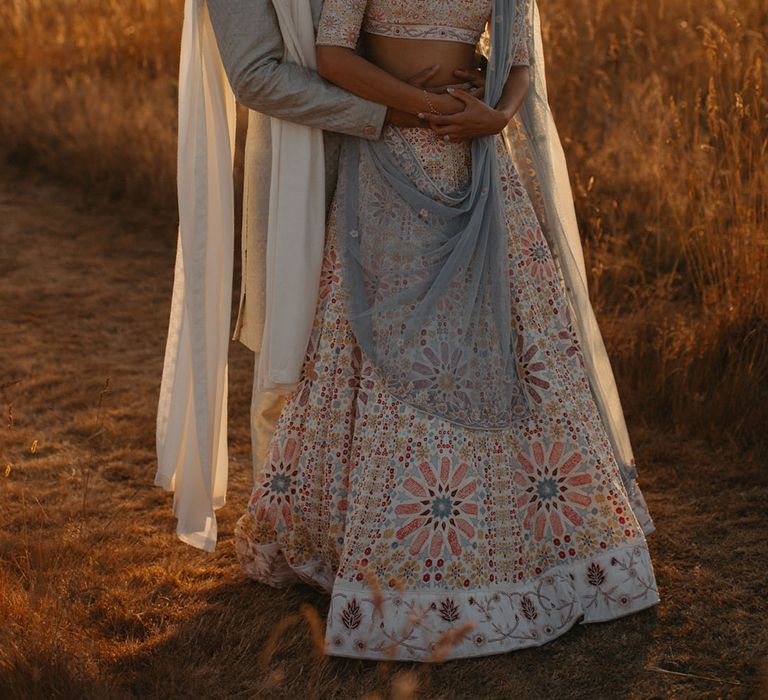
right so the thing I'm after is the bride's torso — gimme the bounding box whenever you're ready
[318,0,493,86]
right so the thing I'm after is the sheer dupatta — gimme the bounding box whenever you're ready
[506,1,643,498]
[336,0,533,430]
[338,0,646,500]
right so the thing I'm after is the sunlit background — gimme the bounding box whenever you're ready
[1,0,766,697]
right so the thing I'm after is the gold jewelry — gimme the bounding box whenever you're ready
[423,90,439,115]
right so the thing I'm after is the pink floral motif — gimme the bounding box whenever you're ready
[516,336,550,404]
[394,457,478,557]
[252,437,300,531]
[558,324,580,359]
[297,334,320,406]
[411,342,473,407]
[514,442,593,542]
[360,261,391,306]
[435,278,464,314]
[319,246,341,301]
[348,346,376,419]
[521,227,555,281]
[500,166,526,200]
[558,308,584,367]
[369,185,400,227]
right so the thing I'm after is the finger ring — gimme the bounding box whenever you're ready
[444,135,451,142]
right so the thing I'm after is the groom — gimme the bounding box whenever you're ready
[205,0,484,478]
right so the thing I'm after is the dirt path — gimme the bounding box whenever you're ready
[1,171,766,699]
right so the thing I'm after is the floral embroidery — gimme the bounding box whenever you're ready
[322,543,657,661]
[232,94,657,662]
[521,227,555,281]
[348,345,377,420]
[516,337,551,404]
[249,438,300,531]
[394,457,477,557]
[438,598,461,622]
[316,0,497,49]
[411,342,474,412]
[341,598,362,629]
[514,441,593,542]
[318,247,341,301]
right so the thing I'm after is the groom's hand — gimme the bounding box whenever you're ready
[423,67,486,101]
[450,67,486,100]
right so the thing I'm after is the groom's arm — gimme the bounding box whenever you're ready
[207,0,387,138]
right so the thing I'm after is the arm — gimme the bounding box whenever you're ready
[316,46,464,117]
[424,66,529,140]
[314,0,464,117]
[206,0,386,139]
[423,1,531,140]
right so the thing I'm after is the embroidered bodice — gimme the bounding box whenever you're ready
[317,0,529,65]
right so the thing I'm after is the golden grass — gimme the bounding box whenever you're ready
[1,171,766,697]
[1,0,767,697]
[538,0,768,444]
[2,0,766,445]
[0,0,181,208]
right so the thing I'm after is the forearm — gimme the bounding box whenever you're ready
[207,0,386,138]
[495,66,530,123]
[316,46,436,115]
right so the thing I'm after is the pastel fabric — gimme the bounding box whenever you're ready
[233,128,660,661]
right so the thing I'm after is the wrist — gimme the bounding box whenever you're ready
[494,107,513,131]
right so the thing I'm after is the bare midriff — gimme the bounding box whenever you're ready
[363,34,480,88]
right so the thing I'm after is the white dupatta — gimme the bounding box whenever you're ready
[156,0,651,553]
[155,0,325,551]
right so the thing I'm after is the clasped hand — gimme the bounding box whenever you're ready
[386,65,509,141]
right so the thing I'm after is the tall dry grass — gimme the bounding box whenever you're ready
[0,0,182,208]
[1,0,767,445]
[541,0,768,446]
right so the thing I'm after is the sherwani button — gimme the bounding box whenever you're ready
[363,125,376,135]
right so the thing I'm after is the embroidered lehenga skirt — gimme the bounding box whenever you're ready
[233,125,660,662]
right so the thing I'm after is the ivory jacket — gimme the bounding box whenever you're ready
[206,0,387,352]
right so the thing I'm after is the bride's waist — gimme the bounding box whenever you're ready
[380,124,472,193]
[363,34,479,88]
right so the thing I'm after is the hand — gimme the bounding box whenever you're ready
[452,67,486,100]
[421,67,486,100]
[417,91,466,119]
[421,88,510,141]
[385,107,428,128]
[384,65,453,128]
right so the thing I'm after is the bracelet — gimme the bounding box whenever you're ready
[423,89,439,115]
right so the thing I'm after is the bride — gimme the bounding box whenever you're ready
[156,0,659,661]
[229,0,660,661]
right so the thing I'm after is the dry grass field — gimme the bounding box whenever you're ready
[1,0,767,698]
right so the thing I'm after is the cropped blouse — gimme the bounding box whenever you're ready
[317,0,530,66]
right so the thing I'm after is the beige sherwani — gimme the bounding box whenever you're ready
[206,0,387,477]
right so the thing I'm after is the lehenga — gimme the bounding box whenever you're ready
[233,0,660,662]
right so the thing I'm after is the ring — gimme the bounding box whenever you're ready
[444,135,451,142]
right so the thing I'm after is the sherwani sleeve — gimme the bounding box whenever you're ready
[207,0,386,139]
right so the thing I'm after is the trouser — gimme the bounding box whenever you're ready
[249,359,289,482]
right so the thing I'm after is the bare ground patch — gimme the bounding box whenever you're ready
[0,172,766,699]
